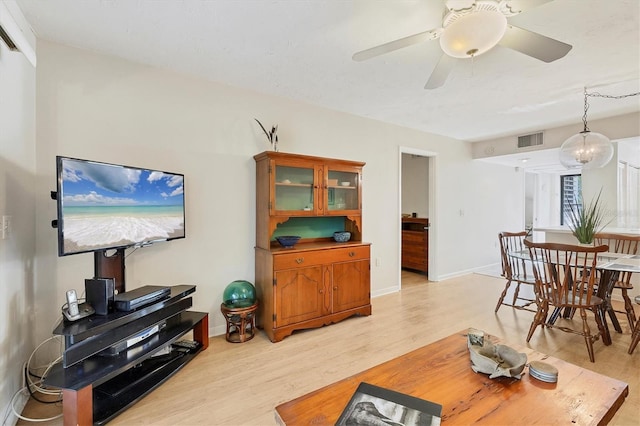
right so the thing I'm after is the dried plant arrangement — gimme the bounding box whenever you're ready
[255,118,278,152]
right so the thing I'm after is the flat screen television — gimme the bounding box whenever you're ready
[55,156,185,257]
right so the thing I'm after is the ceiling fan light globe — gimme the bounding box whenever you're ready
[440,10,507,58]
[559,131,614,170]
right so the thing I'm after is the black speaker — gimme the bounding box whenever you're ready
[85,277,115,315]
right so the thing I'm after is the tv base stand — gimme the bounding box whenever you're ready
[45,285,208,426]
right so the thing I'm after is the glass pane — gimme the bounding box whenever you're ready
[328,170,358,211]
[561,174,582,225]
[275,166,314,211]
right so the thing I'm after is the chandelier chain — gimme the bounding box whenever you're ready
[581,89,640,133]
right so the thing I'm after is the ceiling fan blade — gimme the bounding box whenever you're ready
[499,25,572,63]
[424,54,456,90]
[501,0,554,15]
[352,30,438,62]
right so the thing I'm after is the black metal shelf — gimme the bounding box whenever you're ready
[45,310,207,391]
[92,342,203,425]
[52,285,196,343]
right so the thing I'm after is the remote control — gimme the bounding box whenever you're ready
[171,340,201,351]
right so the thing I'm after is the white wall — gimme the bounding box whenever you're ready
[32,41,523,343]
[471,112,640,160]
[401,153,429,217]
[0,2,36,422]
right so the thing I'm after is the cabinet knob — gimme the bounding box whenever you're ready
[296,258,304,264]
[333,286,338,291]
[319,289,324,294]
[349,252,355,257]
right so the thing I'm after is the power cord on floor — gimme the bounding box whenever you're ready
[3,388,63,424]
[1,336,64,424]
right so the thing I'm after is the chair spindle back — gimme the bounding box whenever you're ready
[524,240,608,306]
[499,231,532,281]
[594,233,640,285]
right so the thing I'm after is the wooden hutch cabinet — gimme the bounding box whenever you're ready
[254,151,371,342]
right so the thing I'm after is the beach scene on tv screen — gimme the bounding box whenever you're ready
[61,158,185,254]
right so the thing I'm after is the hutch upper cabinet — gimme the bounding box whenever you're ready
[254,151,364,249]
[254,151,371,342]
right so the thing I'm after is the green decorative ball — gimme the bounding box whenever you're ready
[223,280,256,308]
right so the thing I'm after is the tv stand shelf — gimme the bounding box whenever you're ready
[44,285,209,425]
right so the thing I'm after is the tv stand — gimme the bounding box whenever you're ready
[44,285,208,425]
[94,249,126,294]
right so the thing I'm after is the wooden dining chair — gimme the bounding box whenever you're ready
[495,231,536,313]
[524,239,609,362]
[630,295,640,354]
[594,233,640,331]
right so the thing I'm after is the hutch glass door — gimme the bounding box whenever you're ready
[327,169,359,212]
[274,165,315,212]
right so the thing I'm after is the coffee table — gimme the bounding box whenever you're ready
[275,330,628,425]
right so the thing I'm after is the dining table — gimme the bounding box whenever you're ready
[509,248,640,345]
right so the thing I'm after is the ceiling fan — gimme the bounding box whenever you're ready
[352,0,572,89]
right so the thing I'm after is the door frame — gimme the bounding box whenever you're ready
[398,147,438,287]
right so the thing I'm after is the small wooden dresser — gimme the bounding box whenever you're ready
[401,217,429,274]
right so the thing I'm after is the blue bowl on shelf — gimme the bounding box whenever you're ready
[276,235,301,248]
[333,231,351,242]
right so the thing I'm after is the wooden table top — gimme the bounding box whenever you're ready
[275,330,628,425]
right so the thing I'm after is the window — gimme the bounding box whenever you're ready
[618,161,640,227]
[561,174,581,225]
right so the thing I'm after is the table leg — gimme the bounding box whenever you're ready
[596,270,620,346]
[548,307,561,325]
[608,310,623,333]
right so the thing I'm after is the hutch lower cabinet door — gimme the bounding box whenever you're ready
[274,266,325,326]
[331,259,370,312]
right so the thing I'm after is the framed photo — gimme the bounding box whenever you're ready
[336,382,442,426]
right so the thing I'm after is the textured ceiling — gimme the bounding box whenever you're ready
[13,0,640,143]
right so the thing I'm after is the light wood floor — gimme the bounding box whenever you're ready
[20,271,639,425]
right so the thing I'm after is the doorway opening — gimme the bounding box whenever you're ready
[399,147,437,288]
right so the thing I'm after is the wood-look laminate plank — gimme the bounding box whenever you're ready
[19,272,640,425]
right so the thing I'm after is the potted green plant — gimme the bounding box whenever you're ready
[567,190,611,244]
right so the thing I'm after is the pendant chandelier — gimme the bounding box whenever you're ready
[559,88,639,170]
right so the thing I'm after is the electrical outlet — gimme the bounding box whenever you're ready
[1,216,10,239]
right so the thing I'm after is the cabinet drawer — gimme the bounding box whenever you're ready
[402,231,426,243]
[274,246,370,270]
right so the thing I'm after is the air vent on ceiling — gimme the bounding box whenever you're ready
[0,25,18,51]
[517,132,543,148]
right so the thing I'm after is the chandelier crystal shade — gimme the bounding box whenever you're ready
[559,88,619,170]
[559,131,614,170]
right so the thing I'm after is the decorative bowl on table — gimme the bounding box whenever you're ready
[276,235,301,248]
[467,328,527,379]
[333,231,351,242]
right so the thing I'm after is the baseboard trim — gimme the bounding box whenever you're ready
[3,388,29,426]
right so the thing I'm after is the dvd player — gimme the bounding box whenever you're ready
[99,322,166,356]
[114,285,171,311]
